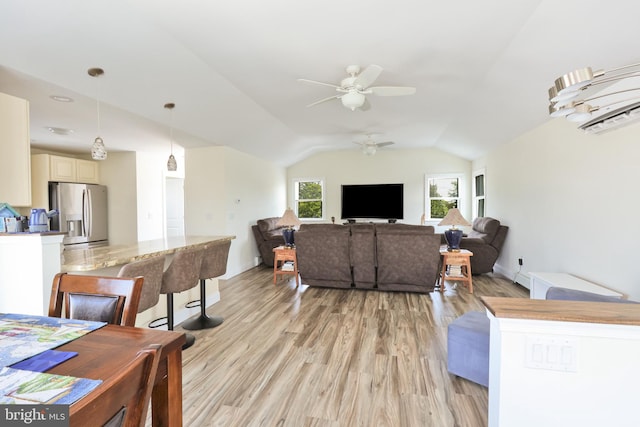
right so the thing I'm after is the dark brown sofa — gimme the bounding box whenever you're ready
[251,217,286,266]
[458,217,508,274]
[295,223,441,293]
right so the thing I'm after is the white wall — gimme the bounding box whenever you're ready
[287,148,472,231]
[98,151,138,245]
[184,146,286,275]
[474,119,640,300]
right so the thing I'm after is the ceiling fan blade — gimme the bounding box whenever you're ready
[376,141,394,147]
[306,94,340,107]
[369,86,416,96]
[297,78,341,89]
[354,64,383,89]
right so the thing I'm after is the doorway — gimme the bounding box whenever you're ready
[165,177,185,237]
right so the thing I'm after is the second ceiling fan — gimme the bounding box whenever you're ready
[299,64,416,111]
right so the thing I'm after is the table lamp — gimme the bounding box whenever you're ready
[276,208,302,247]
[438,208,471,252]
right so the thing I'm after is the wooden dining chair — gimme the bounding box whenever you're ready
[49,273,144,327]
[70,344,162,427]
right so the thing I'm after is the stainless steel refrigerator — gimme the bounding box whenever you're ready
[49,182,108,247]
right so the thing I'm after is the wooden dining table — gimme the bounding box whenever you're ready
[48,324,186,427]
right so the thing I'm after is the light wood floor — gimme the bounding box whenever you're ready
[175,266,528,427]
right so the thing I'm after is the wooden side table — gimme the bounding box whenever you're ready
[273,246,299,287]
[439,248,473,293]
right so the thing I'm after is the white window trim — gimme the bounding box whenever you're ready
[292,177,325,221]
[472,168,486,220]
[424,173,466,220]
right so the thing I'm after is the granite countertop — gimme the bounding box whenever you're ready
[0,231,67,236]
[481,296,640,326]
[61,235,235,272]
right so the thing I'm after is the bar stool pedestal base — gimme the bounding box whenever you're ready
[182,314,223,330]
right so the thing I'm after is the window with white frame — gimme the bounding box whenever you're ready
[294,178,324,220]
[473,169,485,219]
[425,174,463,219]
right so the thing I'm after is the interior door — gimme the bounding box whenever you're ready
[165,177,184,237]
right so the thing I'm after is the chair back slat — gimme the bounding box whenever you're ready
[49,273,144,327]
[70,344,161,427]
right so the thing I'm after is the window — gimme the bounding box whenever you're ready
[425,174,463,219]
[294,179,324,220]
[473,170,485,219]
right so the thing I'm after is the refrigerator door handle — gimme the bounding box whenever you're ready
[82,189,88,237]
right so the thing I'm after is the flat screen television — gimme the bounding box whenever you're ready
[341,183,404,220]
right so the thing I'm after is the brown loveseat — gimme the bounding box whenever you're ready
[295,223,441,293]
[251,217,286,266]
[458,217,508,274]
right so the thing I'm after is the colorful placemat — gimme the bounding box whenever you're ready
[0,366,102,405]
[0,313,106,367]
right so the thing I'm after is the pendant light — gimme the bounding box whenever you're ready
[164,102,177,171]
[88,68,107,160]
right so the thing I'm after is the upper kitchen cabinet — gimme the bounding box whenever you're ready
[49,155,100,184]
[0,92,31,206]
[31,154,100,208]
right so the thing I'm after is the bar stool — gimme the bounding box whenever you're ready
[117,255,165,317]
[160,245,204,350]
[182,240,231,330]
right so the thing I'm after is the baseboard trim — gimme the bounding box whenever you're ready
[493,264,530,289]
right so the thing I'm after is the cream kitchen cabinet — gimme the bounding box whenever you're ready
[31,154,100,208]
[0,92,31,206]
[49,155,100,184]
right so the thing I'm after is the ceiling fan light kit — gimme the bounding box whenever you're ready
[353,135,395,156]
[299,64,416,111]
[547,61,640,133]
[341,90,366,111]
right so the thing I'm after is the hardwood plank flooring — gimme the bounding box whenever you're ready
[173,267,528,427]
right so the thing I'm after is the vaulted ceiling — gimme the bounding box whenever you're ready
[1,1,639,166]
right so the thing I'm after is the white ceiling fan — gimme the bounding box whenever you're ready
[298,65,416,111]
[353,135,395,156]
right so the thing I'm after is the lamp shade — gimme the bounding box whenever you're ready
[437,208,471,227]
[438,208,470,252]
[276,208,302,228]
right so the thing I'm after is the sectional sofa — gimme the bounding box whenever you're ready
[294,223,441,293]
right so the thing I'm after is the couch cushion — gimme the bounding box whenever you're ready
[257,217,281,234]
[299,223,345,232]
[375,223,434,234]
[467,217,500,244]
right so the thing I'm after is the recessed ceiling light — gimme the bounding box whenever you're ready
[47,127,74,135]
[50,95,74,103]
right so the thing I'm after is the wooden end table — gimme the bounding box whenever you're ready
[273,246,299,287]
[439,248,474,293]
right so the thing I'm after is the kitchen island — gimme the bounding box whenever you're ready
[61,235,235,328]
[0,234,234,324]
[61,235,234,272]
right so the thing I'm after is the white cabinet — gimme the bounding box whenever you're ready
[76,159,100,183]
[31,154,100,208]
[0,92,31,206]
[49,155,76,182]
[49,155,99,184]
[529,272,623,299]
